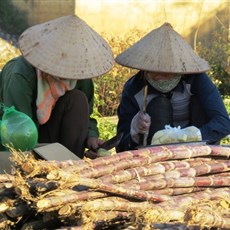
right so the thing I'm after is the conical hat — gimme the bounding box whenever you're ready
[19,15,114,79]
[115,23,210,74]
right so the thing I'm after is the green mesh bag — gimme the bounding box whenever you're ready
[0,106,38,151]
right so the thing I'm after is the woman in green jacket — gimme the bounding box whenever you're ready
[0,15,114,158]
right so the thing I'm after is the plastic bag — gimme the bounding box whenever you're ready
[0,106,38,151]
[151,125,202,145]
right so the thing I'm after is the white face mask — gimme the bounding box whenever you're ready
[146,75,181,93]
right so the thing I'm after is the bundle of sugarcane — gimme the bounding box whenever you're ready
[0,144,230,229]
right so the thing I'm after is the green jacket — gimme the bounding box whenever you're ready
[0,56,99,138]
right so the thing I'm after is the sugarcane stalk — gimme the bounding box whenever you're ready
[75,177,170,202]
[148,187,206,196]
[17,145,214,180]
[12,145,229,176]
[58,203,81,217]
[139,209,185,226]
[172,188,230,206]
[190,160,230,176]
[6,145,230,229]
[19,148,146,175]
[36,190,108,211]
[82,196,153,212]
[66,147,178,174]
[82,196,186,223]
[209,145,230,157]
[99,161,191,184]
[77,157,153,178]
[150,160,230,180]
[119,176,230,191]
[47,145,213,182]
[123,164,230,187]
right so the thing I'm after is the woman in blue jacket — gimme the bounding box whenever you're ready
[116,23,230,152]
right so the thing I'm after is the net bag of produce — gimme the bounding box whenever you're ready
[0,106,38,151]
[151,125,202,145]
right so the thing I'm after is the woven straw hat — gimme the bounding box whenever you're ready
[115,23,210,74]
[19,15,114,79]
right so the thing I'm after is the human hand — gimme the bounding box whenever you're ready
[151,126,202,145]
[84,137,104,159]
[130,111,151,143]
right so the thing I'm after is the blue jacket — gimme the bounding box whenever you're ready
[117,71,230,151]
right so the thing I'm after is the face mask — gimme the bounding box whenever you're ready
[146,75,181,93]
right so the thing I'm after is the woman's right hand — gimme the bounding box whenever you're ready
[130,111,151,143]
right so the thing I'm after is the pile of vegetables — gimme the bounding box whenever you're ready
[0,144,230,229]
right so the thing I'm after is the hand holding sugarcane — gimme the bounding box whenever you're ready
[84,137,105,159]
[130,111,151,144]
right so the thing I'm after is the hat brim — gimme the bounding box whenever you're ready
[19,15,114,79]
[115,23,210,74]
